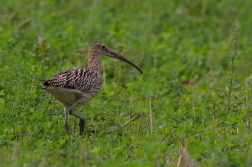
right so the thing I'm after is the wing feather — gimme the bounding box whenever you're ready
[41,68,102,93]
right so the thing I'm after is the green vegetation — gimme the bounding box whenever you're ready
[1,0,252,166]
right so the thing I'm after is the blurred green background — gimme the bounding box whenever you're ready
[1,0,252,166]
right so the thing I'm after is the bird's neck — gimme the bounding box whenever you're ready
[87,51,102,74]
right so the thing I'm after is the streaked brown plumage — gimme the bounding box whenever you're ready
[41,42,143,137]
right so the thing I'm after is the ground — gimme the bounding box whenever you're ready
[1,0,252,166]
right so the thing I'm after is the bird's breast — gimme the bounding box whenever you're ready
[45,88,97,107]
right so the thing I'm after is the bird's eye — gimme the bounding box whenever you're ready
[101,45,106,50]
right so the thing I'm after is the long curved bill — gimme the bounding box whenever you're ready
[105,50,143,74]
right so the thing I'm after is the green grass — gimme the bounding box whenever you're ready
[1,0,252,166]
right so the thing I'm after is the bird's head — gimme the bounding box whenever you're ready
[89,42,143,74]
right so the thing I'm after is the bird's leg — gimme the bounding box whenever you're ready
[64,107,70,137]
[79,119,85,135]
[69,110,86,135]
[66,101,86,135]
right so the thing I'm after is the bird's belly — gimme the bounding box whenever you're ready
[45,88,95,107]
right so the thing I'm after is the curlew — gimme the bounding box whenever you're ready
[41,42,143,137]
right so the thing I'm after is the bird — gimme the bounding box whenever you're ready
[41,42,143,137]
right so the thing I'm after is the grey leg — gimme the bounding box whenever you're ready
[69,110,86,135]
[66,101,86,135]
[64,107,70,136]
[66,102,79,113]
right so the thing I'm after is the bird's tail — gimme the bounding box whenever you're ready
[40,79,49,90]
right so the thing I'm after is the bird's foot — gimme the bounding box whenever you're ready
[79,119,85,135]
[64,122,70,136]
